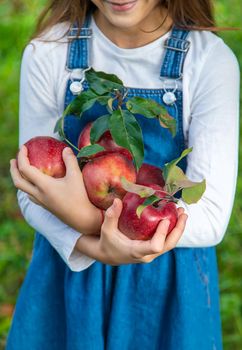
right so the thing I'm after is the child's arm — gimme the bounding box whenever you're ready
[10,151,188,266]
[176,39,240,247]
[10,39,104,271]
[10,147,104,272]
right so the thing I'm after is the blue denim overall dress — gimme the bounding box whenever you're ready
[7,19,223,350]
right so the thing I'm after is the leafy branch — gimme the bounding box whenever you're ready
[54,68,176,171]
[121,148,206,217]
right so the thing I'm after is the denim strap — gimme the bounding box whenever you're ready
[160,26,190,79]
[66,16,92,70]
[66,19,190,79]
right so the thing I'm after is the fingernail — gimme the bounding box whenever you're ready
[65,147,73,154]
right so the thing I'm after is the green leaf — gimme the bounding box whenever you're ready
[66,90,99,116]
[58,128,65,141]
[121,177,156,198]
[182,179,206,204]
[62,103,73,117]
[164,163,206,203]
[96,95,111,106]
[136,195,161,218]
[178,178,204,189]
[54,117,63,134]
[126,96,166,117]
[159,113,177,137]
[162,148,206,203]
[90,115,110,144]
[107,98,114,112]
[54,116,66,140]
[126,96,176,136]
[85,68,124,95]
[109,109,144,170]
[77,144,105,158]
[163,147,193,183]
[164,165,187,194]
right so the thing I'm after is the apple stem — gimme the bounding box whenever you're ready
[155,198,179,208]
[122,88,129,100]
[154,191,179,204]
[163,184,184,198]
[57,112,80,153]
[113,89,128,108]
[152,197,178,210]
[64,137,80,153]
[162,197,178,204]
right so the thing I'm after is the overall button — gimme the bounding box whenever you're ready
[163,91,177,105]
[70,81,83,95]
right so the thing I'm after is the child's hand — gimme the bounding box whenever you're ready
[75,198,188,265]
[10,145,103,235]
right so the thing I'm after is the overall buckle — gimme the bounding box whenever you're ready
[67,28,93,40]
[164,37,191,52]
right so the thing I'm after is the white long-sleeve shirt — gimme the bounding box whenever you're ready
[18,17,240,271]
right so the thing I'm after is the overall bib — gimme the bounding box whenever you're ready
[7,18,223,350]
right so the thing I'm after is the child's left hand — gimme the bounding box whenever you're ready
[75,198,188,265]
[10,145,103,235]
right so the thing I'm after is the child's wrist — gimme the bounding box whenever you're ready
[82,207,104,235]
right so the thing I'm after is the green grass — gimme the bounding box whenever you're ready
[0,1,44,347]
[215,1,242,347]
[0,0,241,348]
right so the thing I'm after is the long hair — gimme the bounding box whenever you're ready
[31,0,218,40]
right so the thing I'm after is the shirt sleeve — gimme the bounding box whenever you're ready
[177,40,240,247]
[18,41,95,271]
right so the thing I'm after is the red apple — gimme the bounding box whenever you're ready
[118,184,178,240]
[136,163,165,187]
[23,136,67,178]
[82,152,136,210]
[78,122,132,160]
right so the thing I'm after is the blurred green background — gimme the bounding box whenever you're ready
[0,0,241,348]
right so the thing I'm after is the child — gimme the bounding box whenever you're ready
[7,0,239,349]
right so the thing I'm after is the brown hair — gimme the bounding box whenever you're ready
[31,0,227,41]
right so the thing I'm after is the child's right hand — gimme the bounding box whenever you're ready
[75,198,188,265]
[10,145,103,235]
